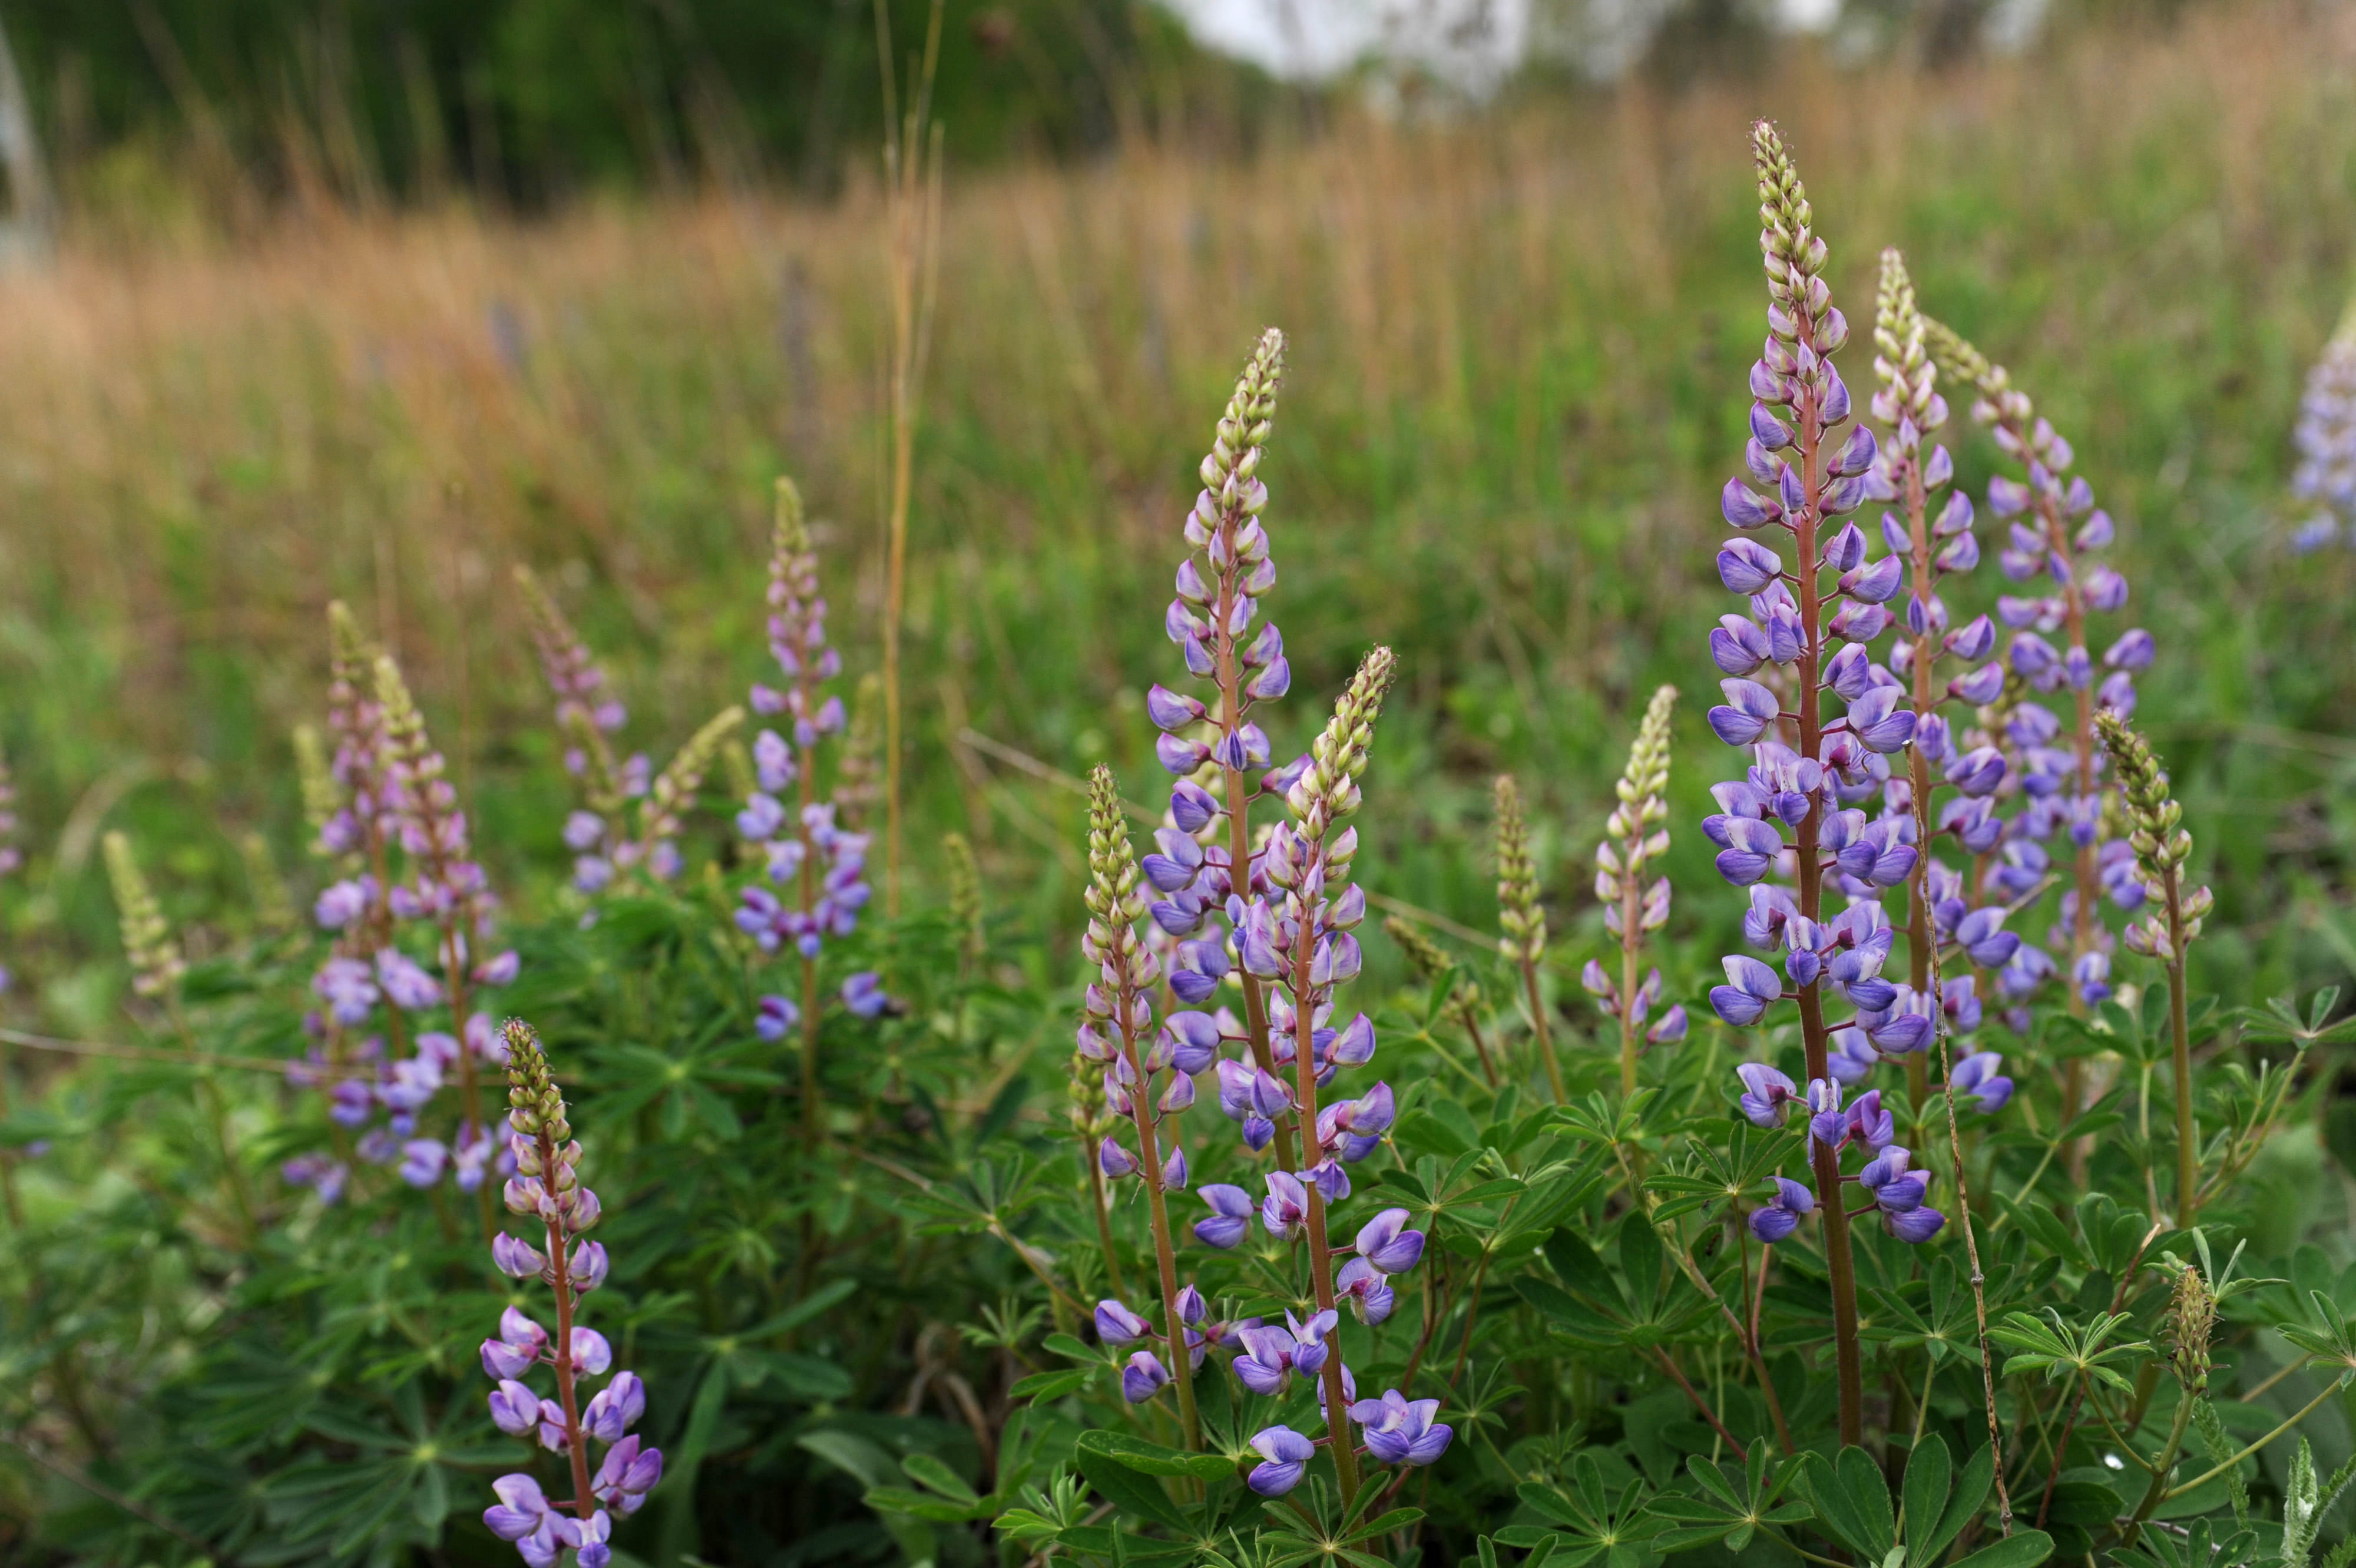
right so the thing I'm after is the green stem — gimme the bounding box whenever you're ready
[1083,1129,1127,1300]
[1116,1027,1199,1450]
[2165,867,2196,1229]
[1521,955,1563,1103]
[2164,1379,2344,1500]
[2127,1390,2198,1531]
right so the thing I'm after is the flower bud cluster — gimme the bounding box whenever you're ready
[733,479,868,982]
[481,1021,658,1568]
[293,723,343,867]
[103,831,184,1000]
[1594,684,1676,939]
[1494,776,1546,966]
[633,706,742,882]
[943,831,986,970]
[2093,713,2213,958]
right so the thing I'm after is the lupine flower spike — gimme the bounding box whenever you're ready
[1385,915,1496,1084]
[1923,314,2143,1041]
[2289,302,2356,552]
[1867,247,2014,1506]
[290,607,518,1204]
[2095,713,2212,1228]
[375,653,507,1202]
[1705,122,1907,1450]
[483,1020,659,1567]
[732,477,878,1142]
[1494,775,1561,1101]
[516,564,641,892]
[1586,685,1681,1097]
[1080,764,1203,1447]
[943,832,986,974]
[1227,646,1442,1506]
[1145,329,1307,1171]
[105,831,185,1001]
[1865,247,2013,1108]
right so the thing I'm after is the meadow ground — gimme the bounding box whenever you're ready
[1,0,2352,1030]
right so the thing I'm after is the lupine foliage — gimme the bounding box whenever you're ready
[1,119,2354,1568]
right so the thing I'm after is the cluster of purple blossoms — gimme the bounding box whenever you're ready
[2289,309,2356,553]
[1165,651,1448,1494]
[1134,332,1333,1169]
[1735,1066,1969,1245]
[1922,318,2152,1019]
[286,606,518,1203]
[1073,344,1452,1506]
[1701,131,2037,1275]
[729,480,881,1033]
[481,1021,659,1568]
[516,566,654,894]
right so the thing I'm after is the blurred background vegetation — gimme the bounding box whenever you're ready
[0,0,2351,1052]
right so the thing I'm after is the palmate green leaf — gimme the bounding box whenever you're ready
[1644,1439,1809,1554]
[1988,1309,2148,1390]
[1501,1454,1663,1568]
[1643,1122,1795,1224]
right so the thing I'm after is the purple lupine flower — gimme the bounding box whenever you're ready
[481,1021,657,1562]
[2290,316,2356,547]
[1948,1051,2014,1113]
[1246,1426,1314,1497]
[1122,1351,1172,1403]
[1098,1137,1140,1180]
[1844,1089,1895,1150]
[1349,1390,1454,1466]
[755,994,800,1041]
[1351,1208,1427,1274]
[1806,1079,1846,1149]
[398,1139,448,1187]
[1826,1027,1877,1084]
[482,1307,549,1380]
[734,482,868,1003]
[490,1224,544,1281]
[1335,1257,1396,1325]
[594,1434,663,1515]
[1195,1183,1253,1248]
[1233,1322,1302,1395]
[841,971,889,1018]
[1735,1062,1799,1126]
[1710,955,1783,1026]
[1260,1170,1308,1239]
[484,1474,571,1564]
[1748,1176,1815,1242]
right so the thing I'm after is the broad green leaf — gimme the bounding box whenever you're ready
[1951,1529,2054,1568]
[1074,1450,1193,1532]
[1011,1367,1093,1400]
[1076,1428,1232,1480]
